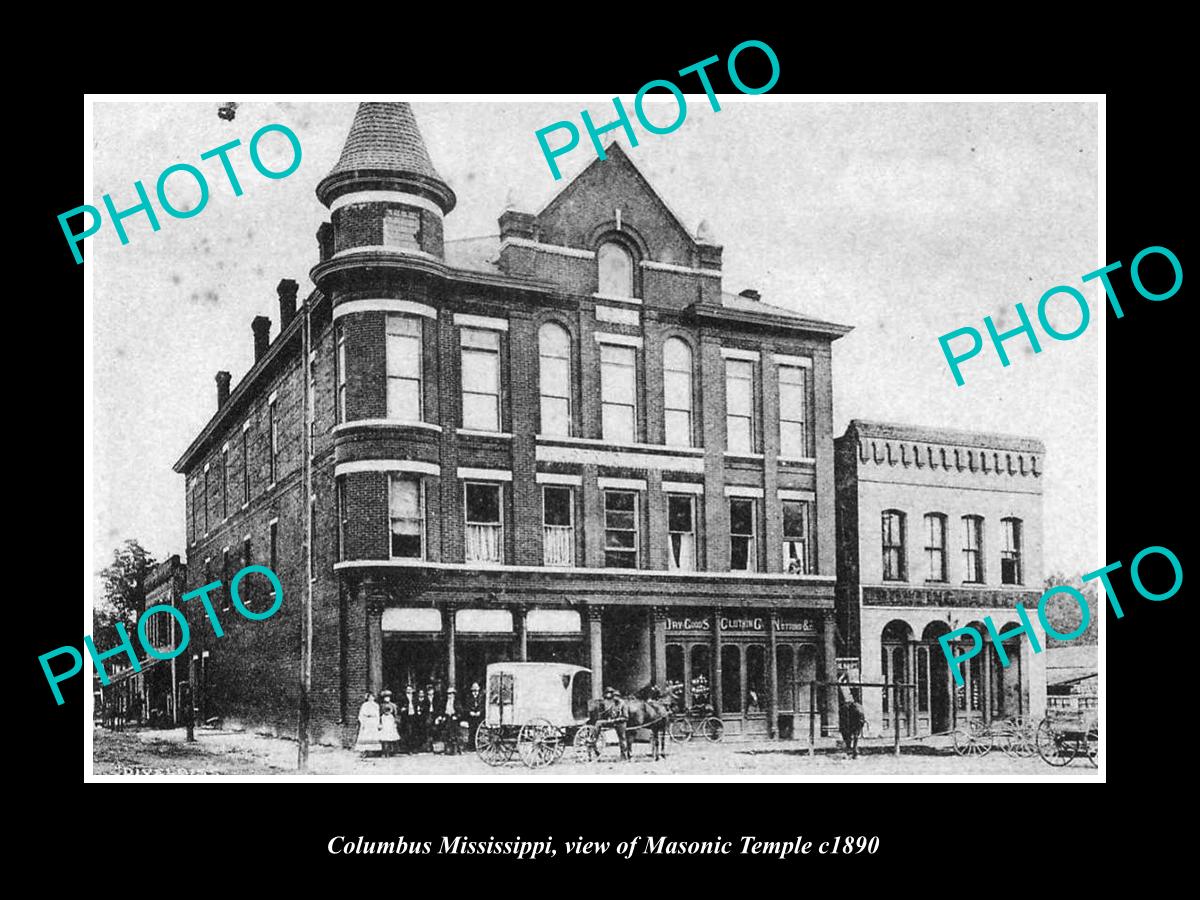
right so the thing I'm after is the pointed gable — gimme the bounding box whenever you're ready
[535,143,697,267]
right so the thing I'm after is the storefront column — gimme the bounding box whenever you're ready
[766,611,778,738]
[652,607,667,686]
[444,601,457,688]
[982,635,992,725]
[906,639,917,736]
[365,580,386,695]
[712,607,723,717]
[513,604,528,662]
[587,606,603,699]
[822,610,839,736]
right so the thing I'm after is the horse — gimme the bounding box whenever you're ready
[625,685,672,761]
[837,677,867,759]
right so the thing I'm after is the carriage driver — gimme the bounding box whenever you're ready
[599,688,630,760]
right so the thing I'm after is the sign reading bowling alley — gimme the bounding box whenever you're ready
[665,615,816,635]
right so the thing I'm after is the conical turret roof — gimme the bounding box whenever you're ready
[316,102,456,213]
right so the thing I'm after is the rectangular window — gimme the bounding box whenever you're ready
[269,521,278,571]
[782,499,812,574]
[461,328,501,431]
[925,514,947,582]
[542,486,574,567]
[308,354,317,449]
[335,323,347,423]
[600,343,637,443]
[1001,519,1023,585]
[389,476,425,560]
[309,495,317,582]
[604,490,639,568]
[221,549,231,610]
[221,448,229,518]
[725,359,755,453]
[241,429,251,504]
[778,364,808,457]
[963,516,984,584]
[268,400,279,485]
[667,494,696,572]
[464,482,503,563]
[387,315,423,421]
[203,467,210,533]
[383,208,421,249]
[882,511,906,581]
[729,498,757,572]
[336,478,347,562]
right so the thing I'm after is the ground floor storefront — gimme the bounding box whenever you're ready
[346,565,841,742]
[856,604,1047,738]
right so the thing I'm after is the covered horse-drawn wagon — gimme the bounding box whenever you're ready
[474,663,603,768]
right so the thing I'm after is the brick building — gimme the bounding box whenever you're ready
[95,555,186,726]
[834,420,1048,737]
[172,102,855,745]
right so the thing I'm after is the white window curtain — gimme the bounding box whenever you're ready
[543,526,574,566]
[466,524,502,563]
[669,533,696,571]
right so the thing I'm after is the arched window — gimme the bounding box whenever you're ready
[881,510,906,581]
[662,338,693,447]
[923,513,947,582]
[597,242,633,297]
[538,322,572,436]
[962,515,985,583]
[1001,517,1023,584]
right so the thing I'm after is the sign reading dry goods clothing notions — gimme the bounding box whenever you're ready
[666,615,816,634]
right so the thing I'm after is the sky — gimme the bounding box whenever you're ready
[90,99,1099,578]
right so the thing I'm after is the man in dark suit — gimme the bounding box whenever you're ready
[466,681,485,749]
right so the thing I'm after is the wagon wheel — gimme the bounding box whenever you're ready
[669,716,695,743]
[997,722,1021,759]
[951,723,971,757]
[1085,724,1098,768]
[700,716,724,742]
[572,724,602,763]
[517,719,562,769]
[475,723,508,766]
[970,720,993,757]
[1036,717,1075,766]
[1014,718,1037,758]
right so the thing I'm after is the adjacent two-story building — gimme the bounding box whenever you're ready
[173,103,854,746]
[834,420,1049,737]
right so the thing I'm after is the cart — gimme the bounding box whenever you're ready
[1035,695,1098,767]
[474,663,599,768]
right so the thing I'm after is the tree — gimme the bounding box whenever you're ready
[95,540,157,651]
[1041,572,1098,647]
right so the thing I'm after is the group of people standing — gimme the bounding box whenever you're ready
[355,682,486,758]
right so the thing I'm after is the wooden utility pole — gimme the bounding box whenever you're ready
[298,300,313,770]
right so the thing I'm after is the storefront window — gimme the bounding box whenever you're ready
[690,645,711,709]
[746,645,765,714]
[776,645,794,711]
[722,645,741,713]
[666,644,684,703]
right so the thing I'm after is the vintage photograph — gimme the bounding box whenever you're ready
[87,98,1100,779]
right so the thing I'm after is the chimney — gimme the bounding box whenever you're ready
[739,288,761,302]
[252,315,271,362]
[277,278,299,329]
[215,371,232,409]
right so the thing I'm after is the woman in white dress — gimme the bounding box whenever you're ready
[378,689,401,757]
[355,692,382,756]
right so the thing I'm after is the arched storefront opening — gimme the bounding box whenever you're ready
[881,619,914,734]
[988,618,1024,720]
[921,621,952,734]
[962,620,988,722]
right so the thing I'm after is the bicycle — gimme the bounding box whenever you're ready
[668,705,724,743]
